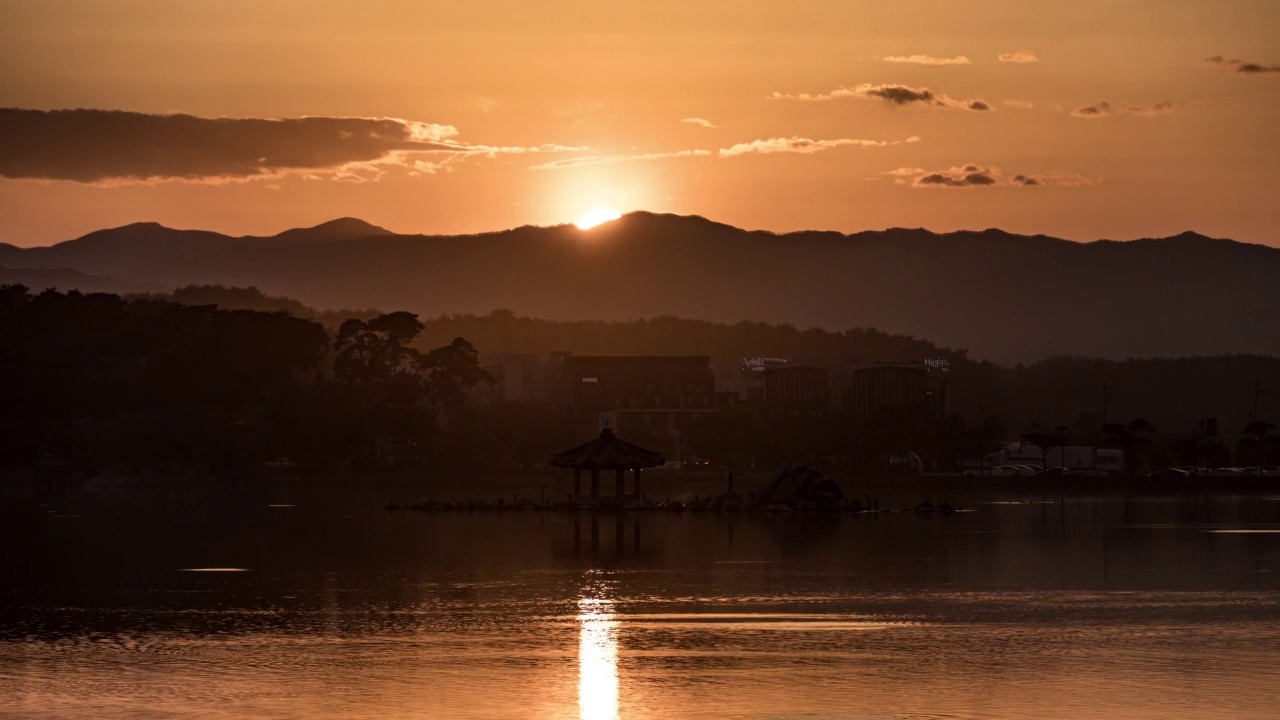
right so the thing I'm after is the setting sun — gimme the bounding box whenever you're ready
[576,208,622,230]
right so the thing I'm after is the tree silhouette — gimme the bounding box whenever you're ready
[1103,418,1156,475]
[1240,421,1277,475]
[0,287,492,475]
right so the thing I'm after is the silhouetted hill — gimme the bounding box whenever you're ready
[0,264,162,294]
[1,212,1276,362]
[270,217,392,242]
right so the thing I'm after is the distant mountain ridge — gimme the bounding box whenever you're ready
[1,212,1276,362]
[0,264,163,295]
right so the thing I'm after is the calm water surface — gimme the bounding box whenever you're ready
[3,488,1280,719]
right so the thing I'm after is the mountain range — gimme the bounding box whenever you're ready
[2,213,1276,363]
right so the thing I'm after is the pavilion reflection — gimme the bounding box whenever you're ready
[567,513,658,562]
[577,595,619,720]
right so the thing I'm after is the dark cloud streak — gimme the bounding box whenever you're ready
[864,85,937,105]
[1071,102,1111,118]
[891,165,1100,188]
[1207,56,1280,73]
[771,84,991,111]
[0,108,572,184]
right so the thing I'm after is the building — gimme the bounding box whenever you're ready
[557,356,730,461]
[849,363,929,426]
[474,352,559,404]
[765,365,830,416]
[981,443,1125,475]
[716,357,788,407]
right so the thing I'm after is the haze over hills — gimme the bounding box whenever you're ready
[0,264,163,295]
[1,212,1276,363]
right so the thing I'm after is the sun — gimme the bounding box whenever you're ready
[576,207,622,230]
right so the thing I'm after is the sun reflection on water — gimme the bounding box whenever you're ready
[578,596,619,720]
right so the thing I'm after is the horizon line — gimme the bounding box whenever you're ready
[2,210,1244,250]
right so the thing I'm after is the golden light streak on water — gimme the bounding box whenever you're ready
[578,596,619,720]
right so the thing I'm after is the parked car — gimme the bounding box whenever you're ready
[963,465,1021,477]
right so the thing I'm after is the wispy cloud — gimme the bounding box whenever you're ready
[529,149,710,171]
[1070,101,1180,119]
[1071,102,1111,119]
[770,83,991,111]
[913,165,999,187]
[1122,102,1177,117]
[533,133,919,169]
[1002,99,1035,109]
[719,136,919,157]
[998,52,1039,63]
[1206,56,1280,73]
[681,117,721,129]
[1009,172,1103,187]
[878,55,971,65]
[0,108,585,184]
[890,165,1101,188]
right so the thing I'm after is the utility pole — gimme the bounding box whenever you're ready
[978,404,986,477]
[1255,379,1265,477]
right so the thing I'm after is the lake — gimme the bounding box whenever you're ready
[3,485,1280,719]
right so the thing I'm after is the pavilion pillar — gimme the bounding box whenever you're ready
[633,468,642,498]
[615,468,625,498]
[590,468,600,499]
[574,468,582,499]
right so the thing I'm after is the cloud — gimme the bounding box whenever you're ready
[533,134,920,169]
[1071,102,1111,118]
[1122,101,1177,117]
[862,84,939,105]
[1002,99,1035,109]
[771,84,991,111]
[0,108,584,184]
[998,52,1039,63]
[1011,172,1103,187]
[914,165,999,187]
[681,117,721,129]
[1206,56,1280,73]
[529,149,710,171]
[890,165,1101,188]
[1069,101,1179,118]
[719,135,920,157]
[768,88,861,102]
[878,55,971,65]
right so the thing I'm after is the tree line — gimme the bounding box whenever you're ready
[0,286,490,479]
[6,284,1275,480]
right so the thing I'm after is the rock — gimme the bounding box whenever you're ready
[755,464,847,509]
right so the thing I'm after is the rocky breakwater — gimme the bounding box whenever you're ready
[387,465,963,514]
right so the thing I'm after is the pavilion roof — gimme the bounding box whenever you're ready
[550,428,665,469]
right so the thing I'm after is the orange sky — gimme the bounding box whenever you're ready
[2,0,1278,246]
